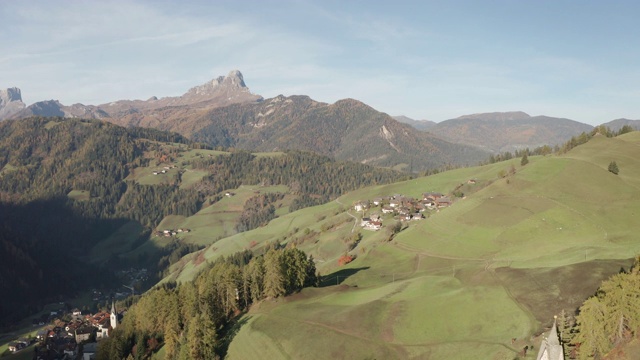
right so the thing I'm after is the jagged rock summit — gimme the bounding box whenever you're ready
[179,70,258,105]
[0,87,26,119]
[2,70,262,125]
[187,70,247,95]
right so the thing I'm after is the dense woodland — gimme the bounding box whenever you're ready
[235,193,285,232]
[97,247,317,359]
[0,117,405,327]
[559,257,640,359]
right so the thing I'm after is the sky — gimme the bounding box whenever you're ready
[1,0,639,125]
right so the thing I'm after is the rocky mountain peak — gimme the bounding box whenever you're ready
[185,70,248,97]
[1,87,23,102]
[0,87,26,120]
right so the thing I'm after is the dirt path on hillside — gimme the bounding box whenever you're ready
[335,198,358,233]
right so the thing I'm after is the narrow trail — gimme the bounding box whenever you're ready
[335,197,358,233]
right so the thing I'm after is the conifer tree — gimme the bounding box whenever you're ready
[263,249,285,298]
[608,161,619,175]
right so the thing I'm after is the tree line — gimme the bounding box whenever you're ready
[97,247,318,359]
[562,257,640,359]
[235,193,285,232]
[481,125,636,167]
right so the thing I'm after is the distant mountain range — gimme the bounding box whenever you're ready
[2,70,635,168]
[600,118,640,132]
[392,115,436,131]
[426,111,595,153]
[181,95,489,170]
[0,71,487,171]
[1,70,262,125]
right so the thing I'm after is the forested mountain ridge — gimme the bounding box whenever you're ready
[600,118,640,132]
[183,95,490,171]
[392,115,436,131]
[0,117,406,327]
[429,111,594,153]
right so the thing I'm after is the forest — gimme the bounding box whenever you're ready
[96,247,317,359]
[558,257,640,359]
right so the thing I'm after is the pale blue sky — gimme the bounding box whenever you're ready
[1,0,638,124]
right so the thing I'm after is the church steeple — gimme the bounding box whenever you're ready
[110,300,118,329]
[536,315,564,360]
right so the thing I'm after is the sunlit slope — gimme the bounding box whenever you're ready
[173,133,640,359]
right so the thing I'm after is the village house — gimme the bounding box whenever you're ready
[353,200,370,212]
[372,197,383,206]
[8,339,29,353]
[389,199,400,208]
[381,206,394,214]
[423,192,443,202]
[364,221,382,231]
[436,197,452,208]
[75,325,94,343]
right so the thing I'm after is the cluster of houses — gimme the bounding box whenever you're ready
[9,302,121,359]
[7,338,32,353]
[354,192,454,230]
[151,164,177,175]
[153,228,191,237]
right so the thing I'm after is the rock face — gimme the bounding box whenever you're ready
[0,87,26,120]
[5,70,262,125]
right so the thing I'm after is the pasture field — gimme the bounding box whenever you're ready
[191,134,640,359]
[67,189,91,201]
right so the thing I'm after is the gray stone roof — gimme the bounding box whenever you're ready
[536,317,564,360]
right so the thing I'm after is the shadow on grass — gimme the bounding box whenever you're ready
[218,314,251,358]
[319,267,370,287]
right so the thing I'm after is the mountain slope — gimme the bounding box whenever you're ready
[600,118,640,132]
[0,117,409,326]
[158,131,640,359]
[392,115,437,130]
[3,72,490,171]
[430,111,594,153]
[183,95,489,171]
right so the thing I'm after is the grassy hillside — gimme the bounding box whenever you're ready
[163,132,640,359]
[0,117,406,329]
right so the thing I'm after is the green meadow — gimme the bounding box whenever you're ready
[156,133,640,359]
